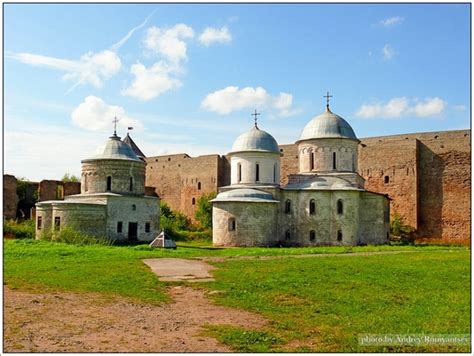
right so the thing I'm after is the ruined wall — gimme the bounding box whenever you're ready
[3,175,18,219]
[145,154,224,221]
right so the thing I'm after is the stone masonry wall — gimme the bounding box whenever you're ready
[3,175,18,219]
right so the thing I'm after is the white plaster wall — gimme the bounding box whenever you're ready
[230,152,280,185]
[298,138,359,173]
[51,203,107,238]
[358,192,390,244]
[35,205,52,239]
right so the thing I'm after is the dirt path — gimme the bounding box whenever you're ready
[3,285,267,352]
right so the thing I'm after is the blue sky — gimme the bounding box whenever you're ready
[4,3,471,181]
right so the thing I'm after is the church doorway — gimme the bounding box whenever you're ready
[128,222,138,241]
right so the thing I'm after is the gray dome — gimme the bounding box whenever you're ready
[85,135,141,161]
[231,126,280,154]
[212,188,278,203]
[298,108,358,142]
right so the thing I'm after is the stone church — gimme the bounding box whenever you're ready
[35,129,160,242]
[212,102,390,246]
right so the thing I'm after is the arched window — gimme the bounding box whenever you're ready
[192,197,196,205]
[337,199,343,215]
[273,163,277,183]
[333,152,337,170]
[310,151,314,170]
[256,163,260,182]
[237,163,242,182]
[285,200,291,214]
[84,175,88,192]
[352,153,355,171]
[129,177,133,191]
[106,176,112,191]
[285,229,291,240]
[198,182,201,190]
[337,230,343,241]
[384,176,390,184]
[309,199,316,215]
[310,230,316,242]
[228,218,236,231]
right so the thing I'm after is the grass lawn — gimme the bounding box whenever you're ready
[3,239,470,351]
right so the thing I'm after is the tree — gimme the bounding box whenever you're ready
[195,192,217,230]
[61,173,80,182]
[390,211,415,243]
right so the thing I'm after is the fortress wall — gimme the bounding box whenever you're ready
[3,175,18,219]
[279,144,299,185]
[145,154,223,221]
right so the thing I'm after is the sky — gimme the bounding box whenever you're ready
[4,3,471,181]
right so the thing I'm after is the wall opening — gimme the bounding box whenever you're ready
[198,182,201,190]
[309,199,316,215]
[84,175,88,192]
[117,221,123,233]
[106,176,112,191]
[228,218,236,231]
[310,151,314,170]
[337,200,343,215]
[384,176,390,184]
[145,222,150,233]
[333,152,337,170]
[132,204,136,211]
[56,185,64,199]
[285,229,291,240]
[285,200,291,214]
[256,163,260,182]
[129,177,134,191]
[310,230,316,242]
[337,230,343,241]
[37,216,42,230]
[54,216,60,231]
[237,163,242,182]
[192,197,196,205]
[273,163,277,183]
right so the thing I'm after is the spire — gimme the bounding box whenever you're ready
[323,91,333,112]
[252,109,261,129]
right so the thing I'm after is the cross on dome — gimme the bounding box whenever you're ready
[323,91,333,111]
[252,109,261,128]
[112,117,119,136]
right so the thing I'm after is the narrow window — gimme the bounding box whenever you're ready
[333,152,337,170]
[310,152,314,170]
[238,163,242,182]
[106,176,112,191]
[256,163,260,182]
[129,177,133,191]
[310,230,316,242]
[352,153,355,171]
[337,230,343,241]
[309,199,316,215]
[54,216,60,231]
[273,163,277,183]
[198,182,201,190]
[37,216,42,230]
[337,200,343,215]
[132,204,136,211]
[285,229,291,240]
[228,218,236,231]
[285,200,291,214]
[84,175,88,192]
[384,176,390,184]
[192,197,196,205]
[145,222,150,233]
[117,221,123,233]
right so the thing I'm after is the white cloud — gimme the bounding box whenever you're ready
[355,97,446,119]
[143,24,194,63]
[201,86,299,117]
[71,96,143,132]
[198,26,232,46]
[379,16,404,27]
[122,61,182,101]
[382,44,396,60]
[110,10,156,52]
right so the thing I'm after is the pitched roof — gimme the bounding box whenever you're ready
[123,133,146,159]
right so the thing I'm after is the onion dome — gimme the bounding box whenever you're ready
[230,126,280,154]
[297,106,358,142]
[212,188,279,203]
[83,134,141,161]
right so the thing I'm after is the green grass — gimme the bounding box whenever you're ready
[204,250,471,352]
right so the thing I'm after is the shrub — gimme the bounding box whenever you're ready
[3,219,35,239]
[159,202,191,233]
[390,212,415,243]
[195,192,217,230]
[41,226,112,246]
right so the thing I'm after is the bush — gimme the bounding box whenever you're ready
[41,226,112,246]
[160,202,191,233]
[61,173,80,183]
[195,192,217,230]
[3,219,35,239]
[390,212,415,244]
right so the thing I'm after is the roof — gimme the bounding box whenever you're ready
[297,107,358,142]
[231,126,280,154]
[211,188,279,203]
[123,133,146,158]
[83,134,142,162]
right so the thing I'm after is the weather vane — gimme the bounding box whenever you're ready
[252,109,261,128]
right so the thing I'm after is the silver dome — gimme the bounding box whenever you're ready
[231,126,280,154]
[212,188,278,203]
[298,108,358,142]
[84,135,141,161]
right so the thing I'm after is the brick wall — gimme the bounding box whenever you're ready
[3,175,18,219]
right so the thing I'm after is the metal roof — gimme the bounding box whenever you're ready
[123,133,146,158]
[84,135,142,161]
[212,188,279,203]
[298,107,358,142]
[231,126,280,154]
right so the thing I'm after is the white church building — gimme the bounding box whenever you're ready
[212,102,390,247]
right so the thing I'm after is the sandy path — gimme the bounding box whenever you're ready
[3,285,267,352]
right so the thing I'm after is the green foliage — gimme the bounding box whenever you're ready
[205,325,281,352]
[194,192,217,229]
[390,212,415,243]
[159,201,191,234]
[3,219,35,239]
[41,226,112,246]
[61,173,80,182]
